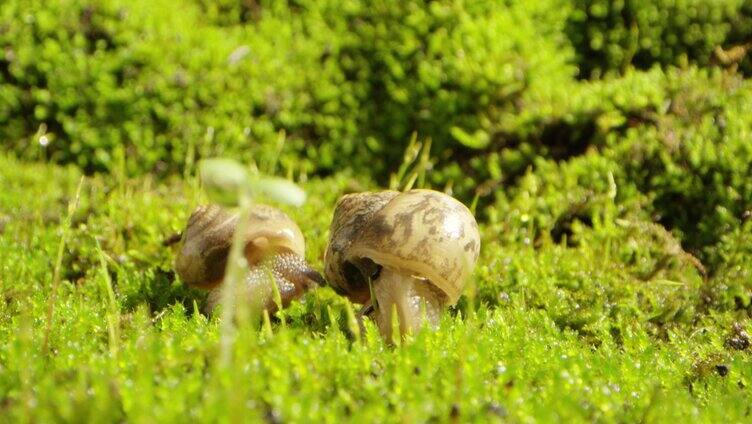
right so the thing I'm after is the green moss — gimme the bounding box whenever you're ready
[566,0,752,77]
[327,0,575,176]
[1,153,751,421]
[2,1,752,420]
[0,0,360,175]
[1,0,577,180]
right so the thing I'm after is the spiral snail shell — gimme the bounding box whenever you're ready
[175,204,323,313]
[324,189,480,339]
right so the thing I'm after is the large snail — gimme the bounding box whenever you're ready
[175,204,324,313]
[324,189,481,340]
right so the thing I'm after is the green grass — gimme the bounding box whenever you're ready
[1,153,750,422]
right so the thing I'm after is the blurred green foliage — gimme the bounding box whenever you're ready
[329,0,575,174]
[0,0,360,175]
[0,0,578,178]
[567,0,752,77]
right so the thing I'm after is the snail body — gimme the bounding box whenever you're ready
[325,189,480,340]
[175,204,322,313]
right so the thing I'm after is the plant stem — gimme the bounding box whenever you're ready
[219,192,252,367]
[42,176,84,355]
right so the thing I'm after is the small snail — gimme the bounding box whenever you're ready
[175,204,324,313]
[324,189,481,340]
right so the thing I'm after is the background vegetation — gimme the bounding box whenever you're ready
[1,0,751,421]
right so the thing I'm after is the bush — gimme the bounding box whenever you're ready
[500,68,752,256]
[605,68,752,260]
[566,0,750,77]
[479,66,752,322]
[0,0,578,179]
[329,0,575,177]
[0,0,360,175]
[431,67,671,205]
[480,152,704,333]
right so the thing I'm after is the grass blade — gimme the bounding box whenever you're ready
[42,175,84,355]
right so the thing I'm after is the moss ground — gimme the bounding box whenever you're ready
[1,154,750,422]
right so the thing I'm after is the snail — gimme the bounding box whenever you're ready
[175,204,324,313]
[324,189,480,340]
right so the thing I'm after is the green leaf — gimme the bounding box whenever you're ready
[199,158,250,206]
[250,176,307,207]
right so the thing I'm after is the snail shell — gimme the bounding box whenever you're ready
[176,204,305,289]
[175,204,320,313]
[324,189,481,339]
[324,190,400,303]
